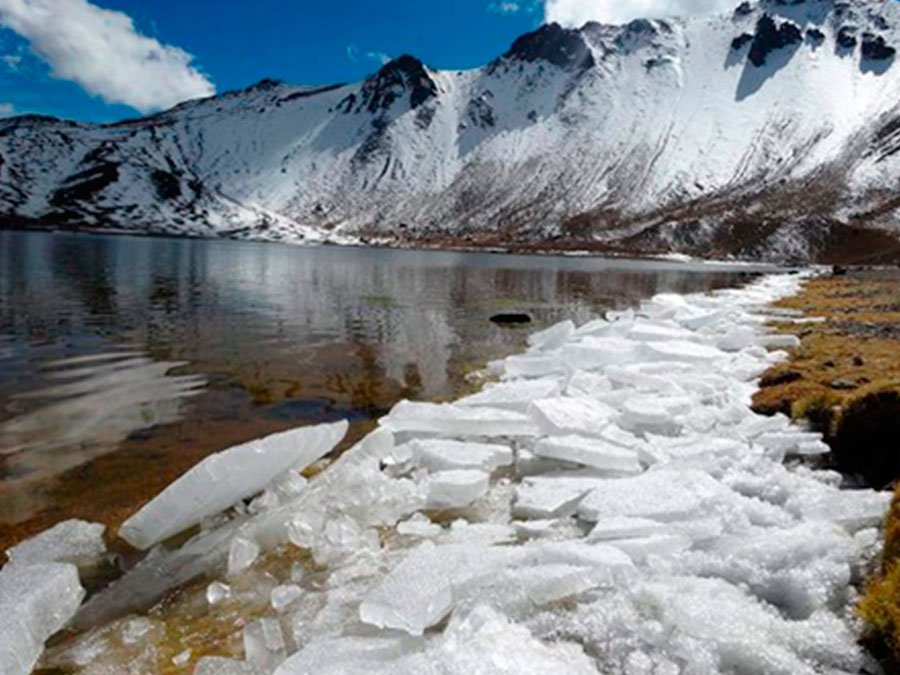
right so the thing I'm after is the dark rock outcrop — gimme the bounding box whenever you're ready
[356,55,438,114]
[862,33,897,61]
[503,23,595,71]
[748,14,803,67]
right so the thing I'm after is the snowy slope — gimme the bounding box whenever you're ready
[3,0,900,262]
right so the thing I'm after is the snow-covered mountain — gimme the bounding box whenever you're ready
[4,0,900,263]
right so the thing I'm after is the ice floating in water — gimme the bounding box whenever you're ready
[120,420,348,550]
[0,563,84,675]
[5,519,105,568]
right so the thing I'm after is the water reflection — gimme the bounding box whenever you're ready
[0,230,771,539]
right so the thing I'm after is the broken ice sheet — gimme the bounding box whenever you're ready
[0,562,85,675]
[5,518,105,568]
[404,438,513,472]
[383,400,539,437]
[120,420,348,550]
[534,435,641,474]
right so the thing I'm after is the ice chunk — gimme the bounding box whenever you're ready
[280,605,597,675]
[605,534,692,562]
[620,396,691,435]
[562,337,641,371]
[586,517,666,542]
[794,489,892,533]
[383,401,538,437]
[642,340,725,364]
[120,420,348,550]
[579,470,727,522]
[206,581,231,606]
[405,438,513,472]
[195,656,265,674]
[529,397,618,437]
[626,321,696,343]
[397,514,442,538]
[172,649,192,667]
[0,563,85,675]
[359,542,459,634]
[565,370,613,398]
[502,353,565,378]
[228,535,261,576]
[534,435,641,474]
[527,320,575,351]
[757,334,802,350]
[426,470,490,509]
[5,519,105,568]
[514,476,597,519]
[456,378,561,411]
[244,617,287,671]
[271,585,303,613]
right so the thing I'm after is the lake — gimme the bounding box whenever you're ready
[0,229,771,547]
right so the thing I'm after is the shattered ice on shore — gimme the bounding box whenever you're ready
[30,272,896,675]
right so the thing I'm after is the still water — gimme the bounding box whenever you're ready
[0,230,768,546]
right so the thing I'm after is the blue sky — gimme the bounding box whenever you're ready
[0,0,545,123]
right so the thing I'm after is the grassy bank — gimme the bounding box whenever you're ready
[751,272,900,662]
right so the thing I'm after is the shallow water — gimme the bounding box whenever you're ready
[0,229,770,546]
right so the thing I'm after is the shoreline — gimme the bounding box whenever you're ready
[10,270,890,674]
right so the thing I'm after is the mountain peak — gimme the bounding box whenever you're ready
[502,23,595,71]
[355,54,438,113]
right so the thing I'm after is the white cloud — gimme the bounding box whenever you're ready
[347,44,392,66]
[544,0,736,27]
[0,0,215,113]
[0,102,14,117]
[488,2,522,13]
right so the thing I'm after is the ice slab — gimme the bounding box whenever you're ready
[426,470,490,509]
[502,353,565,378]
[578,470,728,523]
[383,401,538,438]
[5,519,105,568]
[244,617,287,670]
[120,420,348,550]
[534,435,641,474]
[562,337,641,371]
[605,534,692,562]
[0,563,85,675]
[642,340,725,364]
[586,517,667,542]
[405,438,513,472]
[514,475,599,520]
[195,657,265,674]
[281,605,597,675]
[529,397,618,437]
[527,320,575,351]
[456,378,561,411]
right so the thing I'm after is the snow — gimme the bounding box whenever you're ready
[5,1,900,262]
[40,270,896,675]
[119,420,348,550]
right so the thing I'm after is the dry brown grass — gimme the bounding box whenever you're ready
[752,275,900,661]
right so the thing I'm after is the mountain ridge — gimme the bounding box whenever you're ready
[3,0,900,263]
